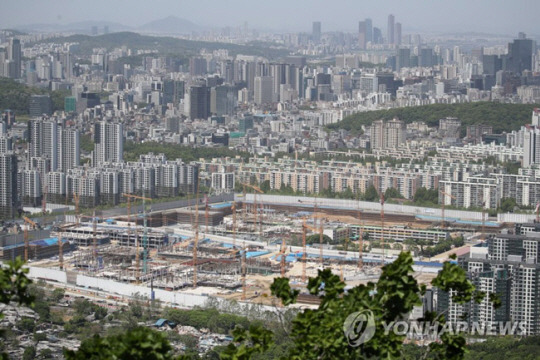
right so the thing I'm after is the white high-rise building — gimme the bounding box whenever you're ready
[59,128,80,171]
[0,153,18,218]
[369,118,405,149]
[93,121,123,165]
[212,170,235,193]
[21,169,41,206]
[523,125,540,167]
[28,119,59,171]
[254,76,273,105]
[532,108,540,126]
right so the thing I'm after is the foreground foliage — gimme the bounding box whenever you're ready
[222,252,492,359]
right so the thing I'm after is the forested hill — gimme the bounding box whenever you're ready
[32,32,289,59]
[0,77,67,114]
[327,102,540,134]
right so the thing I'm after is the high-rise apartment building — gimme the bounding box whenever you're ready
[21,169,41,207]
[28,119,59,171]
[395,22,402,45]
[396,48,411,71]
[59,128,80,171]
[188,85,210,120]
[210,85,237,116]
[0,153,18,219]
[370,118,405,149]
[29,95,53,118]
[365,18,373,44]
[438,232,540,335]
[523,125,540,167]
[93,121,123,165]
[373,27,383,44]
[505,35,534,74]
[358,21,367,49]
[189,57,207,76]
[387,14,395,45]
[254,76,274,105]
[312,21,321,44]
[7,39,21,79]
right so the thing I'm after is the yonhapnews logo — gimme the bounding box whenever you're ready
[343,309,376,347]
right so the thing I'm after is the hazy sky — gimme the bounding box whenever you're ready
[1,0,539,35]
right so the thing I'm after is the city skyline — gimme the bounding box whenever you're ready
[1,0,540,36]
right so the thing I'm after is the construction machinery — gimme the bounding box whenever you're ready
[22,216,38,262]
[441,191,456,230]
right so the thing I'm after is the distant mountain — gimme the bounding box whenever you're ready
[137,16,202,34]
[13,21,131,34]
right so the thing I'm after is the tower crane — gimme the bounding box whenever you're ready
[375,190,386,266]
[193,179,200,288]
[73,192,80,225]
[123,193,152,281]
[302,220,323,281]
[241,241,247,301]
[240,182,264,240]
[22,216,38,262]
[42,185,48,214]
[357,194,363,270]
[204,193,209,234]
[280,238,287,277]
[311,213,326,267]
[231,201,237,248]
[57,225,64,270]
[481,201,486,241]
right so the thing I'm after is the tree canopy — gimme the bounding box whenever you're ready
[0,77,68,115]
[32,32,289,60]
[327,102,539,134]
[222,252,493,360]
[124,141,250,163]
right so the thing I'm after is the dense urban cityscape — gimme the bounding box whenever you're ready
[0,2,539,358]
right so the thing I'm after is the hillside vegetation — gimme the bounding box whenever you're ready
[0,77,68,114]
[33,32,289,59]
[328,102,540,134]
[124,141,250,162]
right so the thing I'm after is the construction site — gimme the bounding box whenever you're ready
[7,186,496,307]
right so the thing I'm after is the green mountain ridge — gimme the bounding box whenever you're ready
[328,102,540,134]
[31,31,290,59]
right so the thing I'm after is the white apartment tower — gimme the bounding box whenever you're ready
[0,153,18,218]
[93,121,123,165]
[370,118,405,149]
[28,119,59,171]
[523,125,540,167]
[59,128,80,171]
